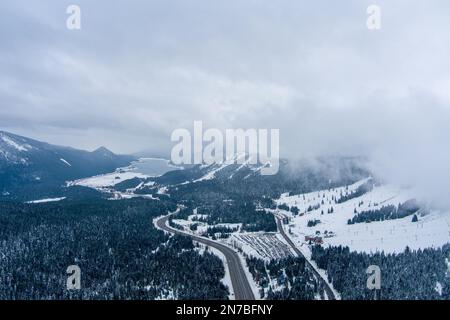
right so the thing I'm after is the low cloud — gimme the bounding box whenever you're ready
[1,0,450,205]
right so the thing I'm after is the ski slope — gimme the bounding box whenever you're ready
[275,179,450,253]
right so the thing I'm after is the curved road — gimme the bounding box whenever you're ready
[156,215,255,300]
[275,216,337,300]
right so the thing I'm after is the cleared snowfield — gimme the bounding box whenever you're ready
[26,197,66,204]
[275,179,450,253]
[67,158,180,191]
[68,170,149,189]
[192,153,251,182]
[193,164,228,182]
[60,158,72,166]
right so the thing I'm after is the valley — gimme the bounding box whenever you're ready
[0,131,449,300]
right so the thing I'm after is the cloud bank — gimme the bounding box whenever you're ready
[1,0,450,204]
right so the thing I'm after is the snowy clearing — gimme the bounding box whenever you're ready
[68,171,149,189]
[26,197,66,204]
[275,179,450,253]
[1,135,31,152]
[60,158,72,166]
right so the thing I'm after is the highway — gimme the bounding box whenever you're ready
[156,215,255,300]
[275,216,337,300]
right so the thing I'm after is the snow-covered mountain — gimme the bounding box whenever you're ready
[274,178,450,254]
[51,145,449,255]
[0,130,135,200]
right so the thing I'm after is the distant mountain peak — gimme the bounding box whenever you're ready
[93,146,115,156]
[0,131,137,199]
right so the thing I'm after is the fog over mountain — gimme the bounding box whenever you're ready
[1,1,450,205]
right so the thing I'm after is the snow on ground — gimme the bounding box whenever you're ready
[170,205,239,238]
[1,135,31,152]
[27,197,66,204]
[172,216,242,237]
[275,179,450,253]
[155,211,263,300]
[228,155,256,179]
[227,233,295,260]
[197,243,235,300]
[66,158,179,200]
[157,186,168,195]
[68,171,149,189]
[243,163,269,179]
[168,218,288,299]
[154,289,175,300]
[188,213,209,221]
[193,153,250,182]
[278,230,342,299]
[236,251,263,300]
[277,177,372,212]
[110,192,159,201]
[171,219,193,229]
[60,158,71,166]
[193,164,228,182]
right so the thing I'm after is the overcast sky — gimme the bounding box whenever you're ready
[1,1,450,202]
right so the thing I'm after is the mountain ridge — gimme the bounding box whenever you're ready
[0,130,136,200]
